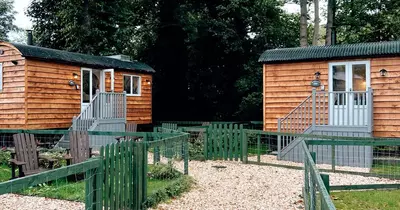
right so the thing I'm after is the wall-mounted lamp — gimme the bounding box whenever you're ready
[11,60,18,65]
[311,71,321,87]
[146,79,151,85]
[73,73,78,79]
[380,69,388,76]
[0,50,4,55]
[68,80,80,90]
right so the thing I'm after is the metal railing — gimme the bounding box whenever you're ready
[72,91,127,131]
[278,88,373,159]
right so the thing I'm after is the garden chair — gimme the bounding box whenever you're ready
[64,131,94,165]
[9,133,56,179]
[115,122,141,143]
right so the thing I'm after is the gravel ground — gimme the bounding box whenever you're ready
[0,194,84,210]
[0,154,398,210]
[153,154,400,210]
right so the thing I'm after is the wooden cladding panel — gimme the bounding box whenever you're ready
[25,59,81,129]
[263,57,400,138]
[114,71,152,124]
[263,61,328,132]
[0,44,26,128]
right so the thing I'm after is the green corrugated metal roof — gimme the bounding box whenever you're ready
[258,41,400,63]
[11,43,155,73]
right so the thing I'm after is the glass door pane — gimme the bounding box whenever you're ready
[352,64,367,105]
[82,70,91,103]
[332,65,346,105]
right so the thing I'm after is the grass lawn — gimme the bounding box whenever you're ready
[332,190,400,210]
[371,162,400,177]
[0,163,192,208]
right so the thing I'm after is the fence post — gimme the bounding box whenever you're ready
[96,89,100,119]
[142,134,148,203]
[277,118,281,160]
[310,151,316,163]
[242,126,248,164]
[204,127,208,160]
[72,116,77,130]
[184,135,189,175]
[153,127,160,163]
[320,173,330,194]
[331,144,336,172]
[312,88,317,130]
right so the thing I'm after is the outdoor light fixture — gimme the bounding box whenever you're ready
[11,60,18,65]
[146,79,151,85]
[73,73,78,79]
[311,71,321,87]
[0,50,4,55]
[68,80,80,90]
[380,69,388,76]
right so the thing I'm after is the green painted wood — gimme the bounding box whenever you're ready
[310,152,316,163]
[120,141,126,209]
[85,167,93,209]
[129,141,134,209]
[218,124,223,159]
[96,148,104,210]
[115,142,120,209]
[213,124,217,160]
[0,158,101,195]
[204,127,208,160]
[330,184,400,191]
[223,124,228,160]
[331,145,336,172]
[233,124,238,161]
[229,124,233,160]
[320,174,330,194]
[110,144,116,210]
[306,140,400,146]
[239,124,243,161]
[184,136,189,175]
[257,134,261,163]
[104,145,110,210]
[143,135,148,204]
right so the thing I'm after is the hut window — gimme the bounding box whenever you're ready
[123,75,141,96]
[0,63,2,91]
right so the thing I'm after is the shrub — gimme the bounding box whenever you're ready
[188,134,205,161]
[148,162,181,180]
[143,176,194,208]
[0,149,10,166]
[37,148,67,168]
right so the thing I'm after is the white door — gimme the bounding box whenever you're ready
[81,68,100,112]
[329,61,370,126]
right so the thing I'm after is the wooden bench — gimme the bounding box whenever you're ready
[10,133,56,179]
[115,123,141,143]
[64,131,94,165]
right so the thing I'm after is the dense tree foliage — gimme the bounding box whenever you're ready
[0,0,16,41]
[27,0,400,122]
[336,0,400,44]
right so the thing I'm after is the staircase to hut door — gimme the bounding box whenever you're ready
[277,88,373,162]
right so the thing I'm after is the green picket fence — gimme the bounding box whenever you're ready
[204,124,245,161]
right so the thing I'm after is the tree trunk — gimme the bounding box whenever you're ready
[326,0,333,45]
[300,0,308,47]
[312,0,320,45]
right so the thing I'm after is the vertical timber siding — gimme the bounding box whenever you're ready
[114,71,152,124]
[0,44,26,129]
[263,57,400,138]
[25,60,81,129]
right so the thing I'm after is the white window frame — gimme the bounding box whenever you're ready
[0,63,2,91]
[123,74,141,96]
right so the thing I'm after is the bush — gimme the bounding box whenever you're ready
[143,176,194,208]
[37,148,67,169]
[188,134,205,161]
[0,149,10,166]
[148,162,181,180]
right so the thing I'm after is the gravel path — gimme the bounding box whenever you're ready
[0,154,398,210]
[0,194,84,210]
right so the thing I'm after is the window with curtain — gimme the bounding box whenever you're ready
[123,75,141,96]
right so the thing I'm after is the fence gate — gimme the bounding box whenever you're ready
[205,124,244,161]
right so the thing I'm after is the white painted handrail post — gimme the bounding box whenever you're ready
[367,87,373,133]
[72,116,77,130]
[123,91,127,121]
[277,118,281,160]
[312,88,317,130]
[96,89,100,119]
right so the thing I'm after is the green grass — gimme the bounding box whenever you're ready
[0,164,192,208]
[332,190,400,210]
[0,164,11,182]
[371,161,400,177]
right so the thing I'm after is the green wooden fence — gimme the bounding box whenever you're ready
[205,124,246,161]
